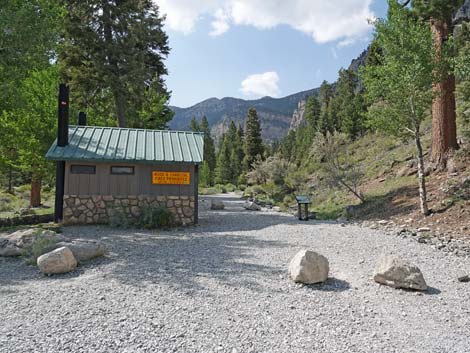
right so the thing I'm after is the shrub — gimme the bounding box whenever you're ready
[238,184,247,191]
[213,184,227,193]
[138,206,174,229]
[22,230,59,265]
[108,208,131,228]
[200,187,219,195]
[224,183,237,192]
[283,195,295,206]
[243,185,261,198]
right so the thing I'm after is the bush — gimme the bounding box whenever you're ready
[224,183,237,192]
[138,206,174,229]
[213,184,227,193]
[108,208,131,228]
[199,187,219,195]
[283,195,295,206]
[238,184,247,191]
[22,230,59,265]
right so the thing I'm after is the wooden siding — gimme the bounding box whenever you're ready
[64,161,196,197]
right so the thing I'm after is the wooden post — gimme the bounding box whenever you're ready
[54,161,65,222]
[298,202,301,220]
[194,164,199,225]
[55,84,69,222]
[57,84,69,147]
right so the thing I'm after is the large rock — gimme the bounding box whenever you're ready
[0,229,66,257]
[288,249,329,284]
[54,239,105,263]
[373,255,427,291]
[243,201,261,211]
[0,238,22,257]
[210,200,225,210]
[37,247,77,274]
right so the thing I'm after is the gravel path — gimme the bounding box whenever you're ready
[1,193,469,353]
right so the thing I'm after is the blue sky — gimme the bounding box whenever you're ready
[156,0,389,108]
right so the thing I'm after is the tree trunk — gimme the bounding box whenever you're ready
[102,3,126,128]
[430,18,458,170]
[414,124,429,216]
[114,92,126,127]
[30,174,41,208]
[7,165,13,194]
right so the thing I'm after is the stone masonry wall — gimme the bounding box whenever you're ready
[63,195,195,226]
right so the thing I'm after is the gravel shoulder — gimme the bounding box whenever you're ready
[1,193,469,353]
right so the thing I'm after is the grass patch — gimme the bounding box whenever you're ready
[0,185,54,219]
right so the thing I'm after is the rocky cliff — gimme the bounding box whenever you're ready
[289,99,307,131]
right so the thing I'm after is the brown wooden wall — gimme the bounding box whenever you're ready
[64,161,196,196]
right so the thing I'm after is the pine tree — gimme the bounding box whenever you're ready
[199,161,211,187]
[215,135,232,184]
[243,108,264,171]
[60,0,172,128]
[189,117,200,132]
[200,116,216,185]
[411,0,464,169]
[336,68,365,139]
[318,81,335,135]
[304,95,321,129]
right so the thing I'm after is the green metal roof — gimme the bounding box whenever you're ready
[45,126,204,164]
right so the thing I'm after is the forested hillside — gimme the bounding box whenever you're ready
[195,0,470,237]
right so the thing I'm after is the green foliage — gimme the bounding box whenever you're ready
[412,0,465,22]
[215,135,232,184]
[108,208,131,228]
[138,206,174,229]
[312,132,365,202]
[60,0,172,128]
[22,231,59,265]
[0,0,63,113]
[246,155,291,186]
[0,0,62,200]
[224,183,237,192]
[361,0,434,138]
[199,161,211,187]
[243,108,264,170]
[335,69,366,139]
[318,81,336,135]
[455,22,470,141]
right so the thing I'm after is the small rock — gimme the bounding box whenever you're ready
[243,201,261,211]
[417,227,431,233]
[457,275,469,283]
[288,249,329,284]
[378,220,388,225]
[373,254,427,291]
[210,200,225,210]
[37,247,77,274]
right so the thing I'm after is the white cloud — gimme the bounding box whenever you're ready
[209,8,230,37]
[240,71,280,98]
[154,0,374,44]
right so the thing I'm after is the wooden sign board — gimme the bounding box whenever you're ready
[152,171,190,185]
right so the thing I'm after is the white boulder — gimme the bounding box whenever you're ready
[55,239,105,263]
[37,247,77,274]
[373,254,427,291]
[288,249,329,284]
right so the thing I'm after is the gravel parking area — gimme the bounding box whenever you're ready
[1,194,469,353]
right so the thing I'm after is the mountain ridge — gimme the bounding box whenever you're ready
[169,88,319,141]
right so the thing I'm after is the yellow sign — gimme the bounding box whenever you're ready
[152,171,190,185]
